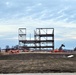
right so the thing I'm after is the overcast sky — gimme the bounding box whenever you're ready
[0,0,76,49]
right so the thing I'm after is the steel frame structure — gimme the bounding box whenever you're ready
[18,28,54,50]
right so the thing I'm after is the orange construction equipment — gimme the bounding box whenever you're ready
[50,44,65,53]
[8,50,20,54]
[53,49,64,52]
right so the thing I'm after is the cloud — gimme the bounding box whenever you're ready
[55,38,64,41]
[57,7,69,14]
[0,0,76,49]
[0,34,5,37]
[5,37,18,40]
[0,0,76,23]
[0,25,18,33]
[0,18,76,45]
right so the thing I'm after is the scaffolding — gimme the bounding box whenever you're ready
[18,28,54,50]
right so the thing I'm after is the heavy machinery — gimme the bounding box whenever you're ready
[52,44,65,52]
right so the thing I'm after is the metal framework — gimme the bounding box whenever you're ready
[18,28,54,50]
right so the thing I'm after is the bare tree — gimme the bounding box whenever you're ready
[14,45,19,50]
[5,45,10,52]
[0,47,1,52]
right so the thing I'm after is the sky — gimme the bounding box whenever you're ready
[0,0,76,49]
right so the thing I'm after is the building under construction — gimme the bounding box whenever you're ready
[18,28,54,50]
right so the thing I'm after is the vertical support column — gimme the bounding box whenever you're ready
[34,30,36,50]
[45,28,47,50]
[39,29,41,50]
[53,28,54,50]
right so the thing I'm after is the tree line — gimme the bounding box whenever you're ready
[5,45,19,52]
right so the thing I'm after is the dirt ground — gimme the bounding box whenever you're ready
[0,53,76,73]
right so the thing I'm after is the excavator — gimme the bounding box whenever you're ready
[52,44,65,52]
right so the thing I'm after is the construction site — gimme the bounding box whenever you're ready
[0,28,76,73]
[19,28,54,51]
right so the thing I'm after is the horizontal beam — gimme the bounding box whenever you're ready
[35,34,54,37]
[36,28,54,29]
[20,46,54,48]
[19,40,54,43]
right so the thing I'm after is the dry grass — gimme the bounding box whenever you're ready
[0,53,76,73]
